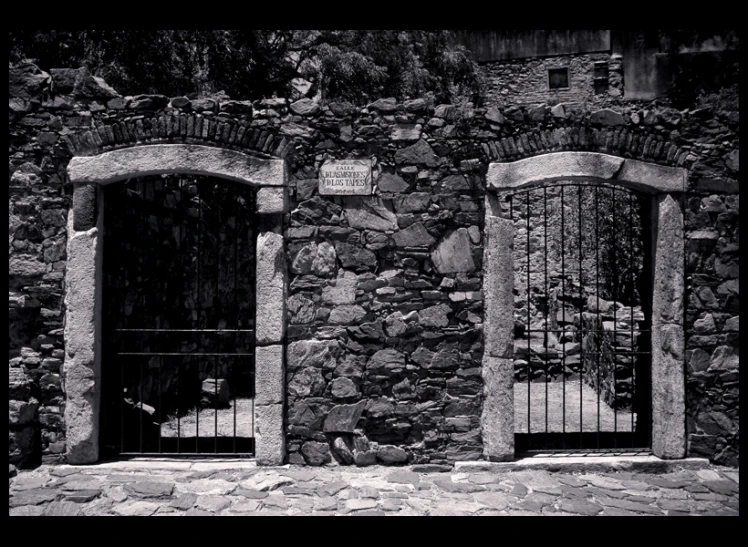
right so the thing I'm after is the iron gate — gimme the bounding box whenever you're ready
[101,174,256,457]
[504,181,652,453]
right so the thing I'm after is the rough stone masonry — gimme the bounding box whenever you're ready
[8,59,739,471]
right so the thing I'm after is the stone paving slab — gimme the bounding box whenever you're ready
[9,461,739,516]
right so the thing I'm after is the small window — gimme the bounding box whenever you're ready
[548,67,570,90]
[593,62,610,95]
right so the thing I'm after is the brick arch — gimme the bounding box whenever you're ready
[63,142,288,466]
[482,150,687,463]
[64,111,294,160]
[481,125,688,168]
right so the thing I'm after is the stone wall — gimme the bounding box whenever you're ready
[8,57,739,468]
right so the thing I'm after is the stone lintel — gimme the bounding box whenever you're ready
[255,345,285,406]
[256,187,288,214]
[256,231,286,345]
[487,152,687,194]
[68,144,286,187]
[481,356,515,461]
[484,216,514,358]
[63,204,103,464]
[255,404,285,466]
[651,194,686,459]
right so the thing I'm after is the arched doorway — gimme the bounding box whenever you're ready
[64,144,287,465]
[482,152,687,461]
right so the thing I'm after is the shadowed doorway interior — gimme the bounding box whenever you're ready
[100,174,257,457]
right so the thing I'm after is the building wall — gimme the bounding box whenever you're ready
[481,53,624,107]
[8,51,739,468]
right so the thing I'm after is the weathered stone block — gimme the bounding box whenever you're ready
[419,304,452,328]
[324,400,366,433]
[590,108,625,126]
[377,172,409,193]
[440,174,471,191]
[64,227,101,464]
[9,400,38,426]
[256,232,286,345]
[334,241,377,269]
[9,257,46,279]
[391,124,422,142]
[394,192,431,214]
[290,98,320,116]
[255,404,285,466]
[287,294,315,324]
[288,367,326,397]
[68,144,286,187]
[287,340,337,372]
[256,187,287,214]
[481,356,514,461]
[291,241,338,277]
[322,270,358,305]
[344,197,397,231]
[301,441,331,466]
[329,305,366,325]
[653,195,684,324]
[651,323,686,459]
[619,159,686,193]
[73,184,97,232]
[394,139,438,167]
[432,228,475,274]
[377,445,408,464]
[255,345,284,406]
[368,98,398,113]
[331,377,359,399]
[392,222,435,248]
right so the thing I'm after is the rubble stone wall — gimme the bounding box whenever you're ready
[8,59,739,468]
[481,53,624,108]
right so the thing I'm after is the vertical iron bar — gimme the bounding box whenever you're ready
[176,195,182,453]
[196,180,201,454]
[595,185,601,449]
[139,359,143,453]
[560,186,566,447]
[251,188,257,453]
[233,186,239,452]
[156,183,162,455]
[509,194,514,222]
[158,355,162,454]
[629,191,636,446]
[119,199,127,454]
[577,184,584,446]
[526,190,532,441]
[543,186,549,448]
[138,180,144,454]
[215,356,219,454]
[215,184,221,454]
[612,187,618,446]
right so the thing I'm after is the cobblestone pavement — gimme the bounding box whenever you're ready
[9,460,739,516]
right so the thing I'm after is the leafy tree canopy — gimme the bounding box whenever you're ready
[9,30,484,104]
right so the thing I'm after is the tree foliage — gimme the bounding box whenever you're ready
[9,30,483,103]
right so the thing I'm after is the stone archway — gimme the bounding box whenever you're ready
[64,144,288,465]
[482,151,687,461]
